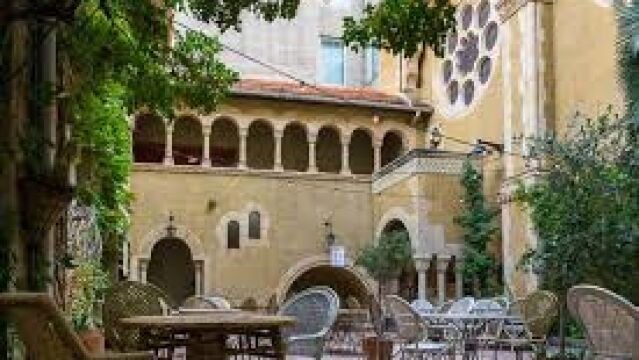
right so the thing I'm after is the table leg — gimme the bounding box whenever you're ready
[188,331,226,360]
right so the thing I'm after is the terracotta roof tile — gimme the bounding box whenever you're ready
[232,78,410,106]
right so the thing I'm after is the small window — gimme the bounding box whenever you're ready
[248,211,261,240]
[321,37,345,85]
[227,221,240,249]
[365,47,380,86]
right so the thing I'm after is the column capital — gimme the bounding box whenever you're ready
[239,127,248,137]
[274,128,284,139]
[436,256,451,273]
[202,125,212,136]
[414,256,431,272]
[341,135,351,146]
[308,132,318,143]
[373,138,383,148]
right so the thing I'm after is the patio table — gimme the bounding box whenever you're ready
[120,311,295,360]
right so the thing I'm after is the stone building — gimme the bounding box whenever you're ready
[126,0,625,307]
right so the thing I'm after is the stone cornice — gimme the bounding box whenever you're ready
[496,0,531,22]
[132,163,372,184]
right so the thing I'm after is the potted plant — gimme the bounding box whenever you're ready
[70,259,109,354]
[356,230,412,360]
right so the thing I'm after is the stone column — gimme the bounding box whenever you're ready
[139,260,148,284]
[436,256,450,305]
[164,122,174,165]
[454,258,464,299]
[373,139,382,172]
[341,135,350,175]
[202,125,211,167]
[308,132,318,173]
[414,256,431,301]
[194,261,203,295]
[239,127,248,169]
[274,129,283,171]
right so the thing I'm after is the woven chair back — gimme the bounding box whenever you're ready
[278,287,339,340]
[521,290,558,339]
[385,295,425,344]
[103,281,170,351]
[568,285,639,358]
[0,293,89,360]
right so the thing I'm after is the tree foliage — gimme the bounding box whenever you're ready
[356,230,412,283]
[0,0,302,292]
[515,110,639,305]
[454,160,500,296]
[342,0,456,87]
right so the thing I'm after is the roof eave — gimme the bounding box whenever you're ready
[229,88,434,115]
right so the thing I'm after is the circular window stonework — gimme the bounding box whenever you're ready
[436,0,500,118]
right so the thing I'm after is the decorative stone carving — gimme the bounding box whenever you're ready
[496,0,530,22]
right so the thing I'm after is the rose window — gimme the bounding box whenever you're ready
[437,0,500,117]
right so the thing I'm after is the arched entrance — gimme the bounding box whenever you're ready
[276,256,376,308]
[286,266,371,308]
[147,237,195,305]
[381,219,417,301]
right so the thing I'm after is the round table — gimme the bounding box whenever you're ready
[121,312,296,360]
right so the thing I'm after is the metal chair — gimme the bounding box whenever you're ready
[568,285,639,359]
[471,299,505,360]
[0,292,151,360]
[277,287,339,359]
[411,299,435,315]
[103,281,173,353]
[447,296,475,314]
[385,295,461,359]
[181,295,232,310]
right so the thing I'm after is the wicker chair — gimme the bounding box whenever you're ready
[103,281,172,352]
[277,287,339,359]
[568,285,639,359]
[499,290,558,360]
[0,293,151,360]
[385,295,461,359]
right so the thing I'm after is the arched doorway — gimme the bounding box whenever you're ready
[133,114,165,163]
[381,130,404,167]
[349,128,374,174]
[147,237,195,305]
[282,122,309,171]
[173,116,202,165]
[286,265,371,308]
[381,219,416,301]
[247,119,275,169]
[316,126,342,173]
[210,117,239,167]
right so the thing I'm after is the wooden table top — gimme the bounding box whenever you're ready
[120,312,296,330]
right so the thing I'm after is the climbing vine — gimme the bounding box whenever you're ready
[454,160,500,297]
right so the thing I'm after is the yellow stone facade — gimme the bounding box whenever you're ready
[128,0,625,306]
[379,0,624,296]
